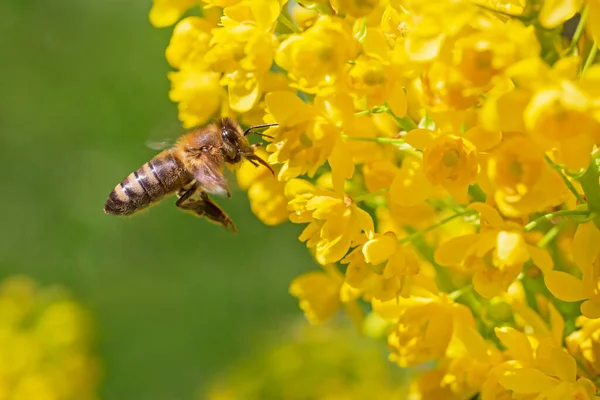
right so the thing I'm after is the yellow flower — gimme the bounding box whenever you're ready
[405,129,480,203]
[435,203,553,298]
[165,17,217,69]
[276,15,359,93]
[487,134,567,217]
[168,68,224,128]
[495,326,598,399]
[236,148,288,226]
[0,276,100,400]
[346,54,408,114]
[545,223,600,318]
[383,295,476,367]
[221,0,285,29]
[539,0,583,29]
[341,232,423,302]
[285,179,374,265]
[205,21,277,112]
[265,91,355,191]
[567,316,600,377]
[289,265,344,324]
[149,0,198,28]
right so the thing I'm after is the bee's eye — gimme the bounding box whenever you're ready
[201,146,209,152]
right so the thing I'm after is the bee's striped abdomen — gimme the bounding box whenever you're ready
[104,150,192,216]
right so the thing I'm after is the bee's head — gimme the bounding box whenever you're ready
[220,118,248,163]
[220,118,277,175]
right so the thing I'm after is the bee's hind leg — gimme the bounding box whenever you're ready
[176,190,237,233]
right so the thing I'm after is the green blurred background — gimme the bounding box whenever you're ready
[0,1,314,398]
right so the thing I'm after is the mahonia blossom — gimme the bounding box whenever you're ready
[204,322,404,399]
[151,0,600,397]
[0,276,100,400]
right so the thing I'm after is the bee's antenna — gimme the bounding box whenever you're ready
[243,123,279,136]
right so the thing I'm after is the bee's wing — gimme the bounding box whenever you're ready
[145,139,175,151]
[195,152,230,198]
[145,121,185,150]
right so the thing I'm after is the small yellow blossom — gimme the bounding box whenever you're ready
[436,203,553,298]
[168,69,224,127]
[289,264,344,324]
[285,179,374,265]
[405,129,480,203]
[487,134,567,217]
[276,15,359,93]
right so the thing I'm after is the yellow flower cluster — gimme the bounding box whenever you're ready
[0,276,100,400]
[151,0,600,397]
[204,322,404,399]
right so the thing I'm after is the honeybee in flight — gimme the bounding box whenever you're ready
[104,118,276,232]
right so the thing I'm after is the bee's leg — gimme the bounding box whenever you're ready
[176,192,237,233]
[175,182,198,207]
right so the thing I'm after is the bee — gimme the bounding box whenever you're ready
[104,118,276,232]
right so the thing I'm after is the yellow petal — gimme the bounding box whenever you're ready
[495,327,534,365]
[496,231,529,265]
[405,34,444,62]
[469,203,504,229]
[389,160,435,207]
[581,299,600,319]
[544,271,588,302]
[289,271,342,324]
[550,347,576,383]
[589,0,600,45]
[434,234,479,265]
[363,232,397,265]
[464,126,502,151]
[149,0,196,27]
[499,368,559,393]
[527,245,554,274]
[560,135,595,170]
[388,81,408,117]
[539,0,583,29]
[328,140,354,193]
[404,129,435,151]
[573,223,600,269]
[228,77,261,113]
[265,91,314,125]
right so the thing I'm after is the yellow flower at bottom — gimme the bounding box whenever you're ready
[0,276,100,400]
[236,149,288,226]
[495,327,598,399]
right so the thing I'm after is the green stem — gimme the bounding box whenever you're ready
[341,135,404,144]
[544,154,586,203]
[582,44,598,75]
[566,6,588,55]
[524,210,590,232]
[537,219,565,248]
[277,13,300,33]
[398,209,477,245]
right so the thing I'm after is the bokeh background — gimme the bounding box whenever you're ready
[0,1,328,398]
